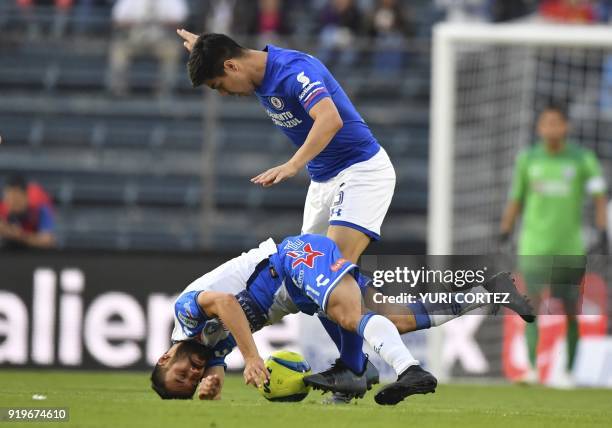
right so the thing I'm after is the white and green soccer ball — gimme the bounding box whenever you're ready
[258,350,312,402]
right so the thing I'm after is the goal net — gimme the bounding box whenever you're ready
[426,23,612,382]
[429,22,612,255]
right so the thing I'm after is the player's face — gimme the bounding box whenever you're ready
[206,61,254,97]
[537,110,568,143]
[159,341,208,396]
[3,187,28,214]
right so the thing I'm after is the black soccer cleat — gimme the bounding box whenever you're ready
[321,360,380,404]
[374,365,437,406]
[484,271,536,323]
[365,359,380,390]
[303,358,376,399]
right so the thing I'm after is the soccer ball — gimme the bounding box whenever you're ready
[258,350,312,402]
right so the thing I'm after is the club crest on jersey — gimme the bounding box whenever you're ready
[269,96,285,110]
[287,243,324,269]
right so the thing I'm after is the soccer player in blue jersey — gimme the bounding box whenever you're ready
[153,234,534,403]
[177,30,396,401]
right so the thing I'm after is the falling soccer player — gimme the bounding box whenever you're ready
[152,234,534,404]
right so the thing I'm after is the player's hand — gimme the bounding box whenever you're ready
[243,356,269,388]
[177,28,198,52]
[251,162,299,187]
[198,374,222,400]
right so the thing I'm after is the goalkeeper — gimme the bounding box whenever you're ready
[500,104,608,387]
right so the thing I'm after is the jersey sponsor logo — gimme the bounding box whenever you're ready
[286,243,324,269]
[178,312,198,330]
[269,96,285,110]
[532,180,570,196]
[331,258,348,272]
[294,269,306,288]
[298,80,323,101]
[265,109,303,128]
[297,71,310,88]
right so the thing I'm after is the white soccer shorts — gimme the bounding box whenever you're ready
[301,148,396,240]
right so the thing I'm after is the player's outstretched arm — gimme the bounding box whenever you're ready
[196,291,269,388]
[251,98,343,187]
[198,366,225,400]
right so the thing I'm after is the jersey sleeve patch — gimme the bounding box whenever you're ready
[174,290,207,338]
[286,61,330,113]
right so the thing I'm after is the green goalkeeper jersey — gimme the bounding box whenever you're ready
[510,141,606,256]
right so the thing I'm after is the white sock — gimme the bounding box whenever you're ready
[360,314,419,376]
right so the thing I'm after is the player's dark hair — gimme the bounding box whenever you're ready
[5,173,27,191]
[150,363,195,400]
[188,33,246,87]
[541,103,568,121]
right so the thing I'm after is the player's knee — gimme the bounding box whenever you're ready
[391,315,416,334]
[334,312,360,332]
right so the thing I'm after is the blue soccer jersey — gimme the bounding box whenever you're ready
[270,234,359,314]
[255,45,381,182]
[173,290,237,368]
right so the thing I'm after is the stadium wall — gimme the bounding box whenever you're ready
[1,252,611,387]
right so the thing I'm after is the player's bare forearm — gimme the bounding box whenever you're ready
[251,99,343,187]
[197,292,260,360]
[196,292,268,387]
[289,98,343,169]
[500,201,522,234]
[594,195,608,231]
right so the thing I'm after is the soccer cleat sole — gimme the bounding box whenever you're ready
[374,375,437,405]
[305,379,367,399]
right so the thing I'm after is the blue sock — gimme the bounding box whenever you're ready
[407,301,432,330]
[339,327,367,374]
[406,285,490,329]
[318,315,366,374]
[318,315,342,352]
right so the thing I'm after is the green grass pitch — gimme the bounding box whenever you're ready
[1,370,611,428]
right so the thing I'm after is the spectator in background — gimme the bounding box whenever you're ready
[107,0,188,97]
[317,0,363,69]
[246,0,292,46]
[595,0,612,22]
[538,0,597,23]
[367,0,411,75]
[0,174,56,249]
[205,0,236,34]
[17,0,73,39]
